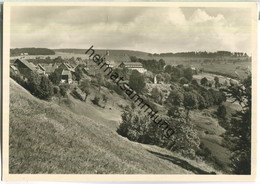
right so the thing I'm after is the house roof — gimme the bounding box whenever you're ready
[37,64,46,71]
[44,64,57,74]
[61,62,75,72]
[120,62,143,68]
[10,65,18,71]
[14,59,36,71]
[61,70,72,76]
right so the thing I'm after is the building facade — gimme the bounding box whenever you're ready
[119,62,147,73]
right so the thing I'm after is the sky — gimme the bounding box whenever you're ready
[10,6,254,54]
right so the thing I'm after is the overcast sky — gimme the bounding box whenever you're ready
[10,6,253,54]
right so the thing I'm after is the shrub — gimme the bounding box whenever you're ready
[71,88,84,101]
[117,110,200,157]
[131,102,136,109]
[167,106,181,118]
[53,86,60,95]
[166,90,184,107]
[26,73,53,100]
[201,77,208,86]
[117,111,160,144]
[179,77,189,84]
[102,94,108,103]
[216,104,227,119]
[92,96,100,106]
[59,83,70,97]
[10,72,27,88]
[49,71,61,85]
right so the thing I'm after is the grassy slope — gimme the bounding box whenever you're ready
[190,108,231,172]
[9,79,217,174]
[60,85,128,131]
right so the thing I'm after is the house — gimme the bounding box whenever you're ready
[44,63,59,75]
[13,59,48,79]
[36,64,46,75]
[20,53,28,56]
[86,63,97,76]
[106,60,115,68]
[55,62,75,84]
[13,59,37,78]
[58,62,75,72]
[61,70,73,84]
[190,67,198,74]
[118,62,147,73]
[183,84,189,87]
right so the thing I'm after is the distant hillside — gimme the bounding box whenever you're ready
[11,48,55,56]
[54,48,150,58]
[150,51,249,58]
[9,78,218,174]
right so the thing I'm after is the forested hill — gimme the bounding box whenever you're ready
[150,51,249,58]
[11,48,55,56]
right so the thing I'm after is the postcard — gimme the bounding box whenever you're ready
[2,1,258,181]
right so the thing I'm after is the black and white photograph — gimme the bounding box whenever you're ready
[2,1,257,181]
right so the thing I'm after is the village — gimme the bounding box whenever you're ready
[10,51,147,83]
[10,50,239,89]
[9,47,252,175]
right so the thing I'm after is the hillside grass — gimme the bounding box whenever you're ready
[9,79,217,174]
[190,108,231,173]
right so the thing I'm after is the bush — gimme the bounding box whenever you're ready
[26,73,53,100]
[49,71,61,85]
[179,77,189,84]
[71,88,84,101]
[196,142,212,157]
[166,90,184,107]
[117,110,200,157]
[216,104,227,119]
[102,94,108,103]
[59,84,70,97]
[167,106,181,118]
[131,102,136,109]
[53,86,60,95]
[10,72,27,88]
[117,111,160,144]
[92,96,100,106]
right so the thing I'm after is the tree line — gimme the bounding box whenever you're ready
[149,51,248,58]
[11,48,55,56]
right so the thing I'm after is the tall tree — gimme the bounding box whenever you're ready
[201,77,208,86]
[74,65,84,82]
[49,71,61,85]
[214,76,220,88]
[183,67,193,81]
[223,75,251,174]
[183,91,198,117]
[96,73,104,92]
[166,90,184,107]
[151,87,161,104]
[38,76,53,100]
[79,79,91,101]
[129,70,146,94]
[164,65,172,73]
